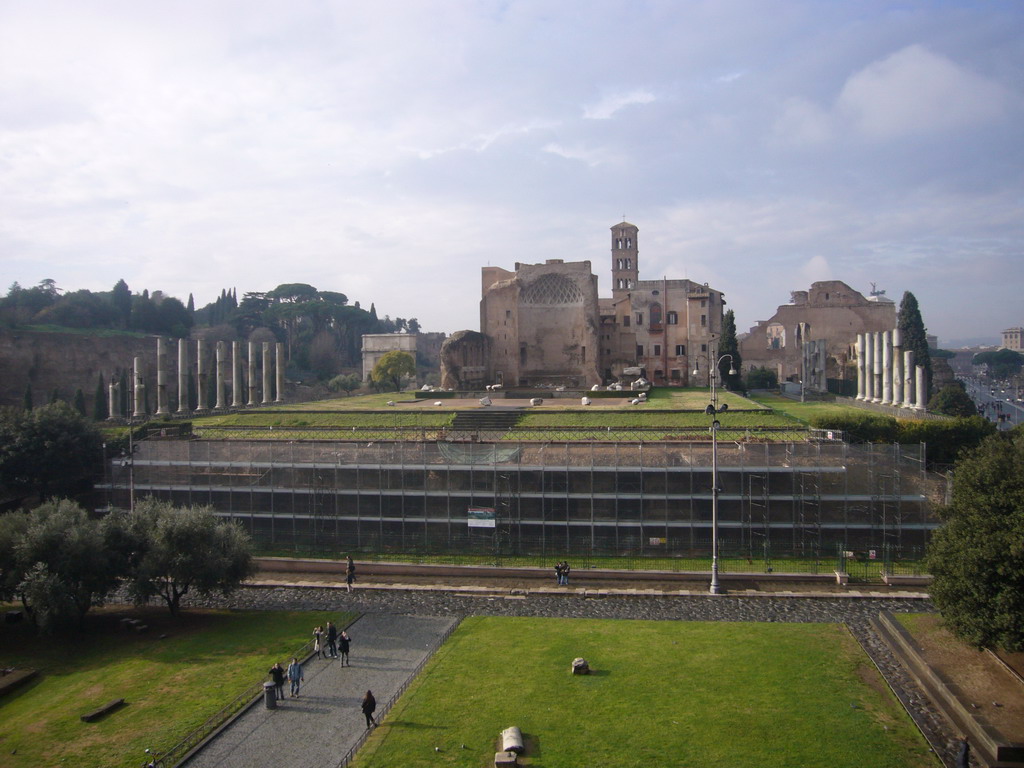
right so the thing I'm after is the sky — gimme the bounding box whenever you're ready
[1,1,1021,347]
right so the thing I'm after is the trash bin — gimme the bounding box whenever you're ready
[264,681,278,709]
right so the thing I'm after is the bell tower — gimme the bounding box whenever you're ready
[611,221,639,299]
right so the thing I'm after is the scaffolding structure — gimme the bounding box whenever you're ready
[105,436,944,557]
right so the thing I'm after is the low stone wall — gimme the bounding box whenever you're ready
[872,610,1024,767]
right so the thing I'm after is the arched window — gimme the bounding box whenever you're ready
[767,323,786,349]
[650,303,662,327]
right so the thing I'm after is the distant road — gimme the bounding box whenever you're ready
[960,377,1023,430]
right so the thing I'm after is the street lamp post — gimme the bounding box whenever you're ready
[694,348,736,595]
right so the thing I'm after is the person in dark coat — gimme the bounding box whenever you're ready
[339,630,351,666]
[561,560,571,585]
[326,620,338,659]
[345,555,356,593]
[554,561,563,585]
[361,690,377,728]
[268,662,286,700]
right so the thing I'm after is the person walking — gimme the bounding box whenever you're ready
[345,555,356,593]
[339,630,351,666]
[270,663,286,704]
[287,657,304,697]
[326,621,338,659]
[312,625,323,659]
[361,690,377,729]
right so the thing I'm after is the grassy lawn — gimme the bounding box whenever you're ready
[0,606,354,768]
[354,617,932,768]
[746,393,867,424]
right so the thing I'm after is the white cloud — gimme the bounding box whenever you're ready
[837,45,1013,139]
[583,89,656,120]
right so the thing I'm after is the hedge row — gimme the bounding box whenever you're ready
[808,413,997,468]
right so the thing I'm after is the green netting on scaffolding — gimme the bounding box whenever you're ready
[437,442,522,464]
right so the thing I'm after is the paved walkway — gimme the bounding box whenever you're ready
[181,613,458,768]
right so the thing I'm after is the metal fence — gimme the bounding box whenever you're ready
[254,536,927,582]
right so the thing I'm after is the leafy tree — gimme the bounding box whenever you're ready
[371,350,416,392]
[328,373,362,396]
[745,366,778,390]
[0,512,29,602]
[0,401,103,502]
[407,318,421,334]
[897,291,932,395]
[127,500,256,617]
[972,348,1024,379]
[717,309,743,391]
[927,426,1024,651]
[928,383,978,418]
[112,279,133,329]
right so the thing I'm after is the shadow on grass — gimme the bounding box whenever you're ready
[385,721,447,730]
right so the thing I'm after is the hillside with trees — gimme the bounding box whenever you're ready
[0,279,435,409]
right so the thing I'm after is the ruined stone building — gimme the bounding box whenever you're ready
[440,221,725,388]
[740,281,896,393]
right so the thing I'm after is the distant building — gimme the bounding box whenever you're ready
[1002,327,1022,351]
[740,281,896,393]
[441,222,725,389]
[361,333,418,382]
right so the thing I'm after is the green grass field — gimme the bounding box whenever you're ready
[354,617,933,768]
[0,607,353,768]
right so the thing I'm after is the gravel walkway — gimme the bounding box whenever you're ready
[179,584,969,768]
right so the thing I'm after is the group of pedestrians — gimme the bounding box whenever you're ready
[267,619,360,721]
[267,659,305,700]
[554,560,571,585]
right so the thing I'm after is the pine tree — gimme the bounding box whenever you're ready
[718,310,743,391]
[897,291,932,394]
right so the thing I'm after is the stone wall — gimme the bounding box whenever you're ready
[0,329,158,416]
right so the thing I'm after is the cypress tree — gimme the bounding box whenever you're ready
[718,309,743,391]
[119,370,130,416]
[897,291,932,394]
[94,372,108,420]
[23,384,33,411]
[73,388,87,416]
[50,388,60,404]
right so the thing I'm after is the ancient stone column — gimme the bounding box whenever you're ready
[133,356,145,418]
[247,341,258,407]
[914,365,927,411]
[231,341,242,408]
[195,339,208,413]
[177,338,190,413]
[108,378,119,420]
[262,342,272,405]
[855,334,865,400]
[155,338,169,415]
[215,341,226,410]
[275,342,285,403]
[892,329,903,407]
[872,331,881,401]
[881,330,892,406]
[863,333,873,401]
[903,350,915,408]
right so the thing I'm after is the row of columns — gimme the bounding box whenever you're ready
[855,330,926,410]
[110,339,285,419]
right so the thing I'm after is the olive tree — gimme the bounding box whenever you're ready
[128,499,256,617]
